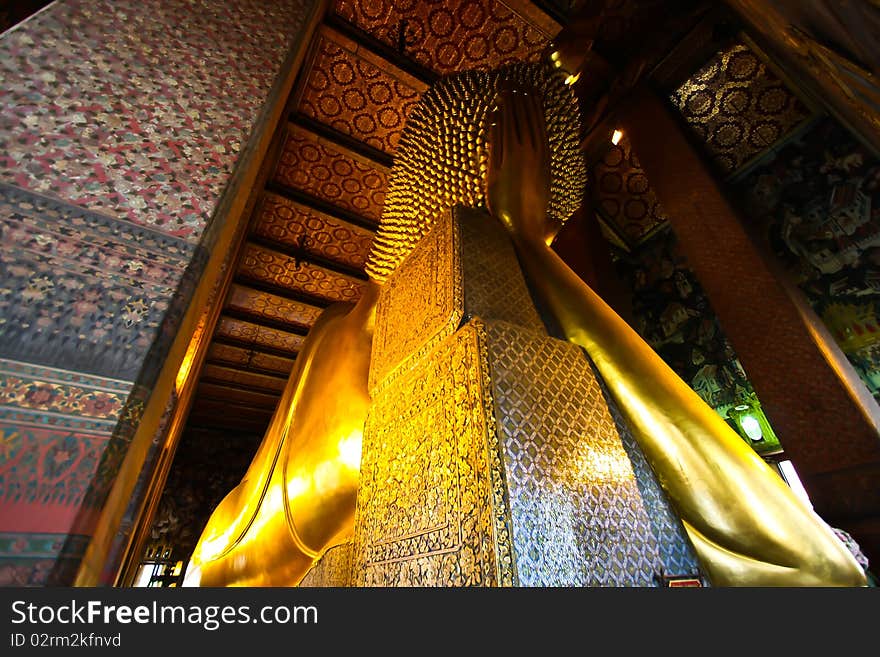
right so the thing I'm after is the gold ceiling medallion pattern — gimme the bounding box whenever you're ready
[333,0,554,75]
[591,134,669,249]
[671,42,811,175]
[273,126,388,222]
[224,284,323,331]
[239,243,366,304]
[300,35,423,154]
[253,193,375,271]
[366,61,586,281]
[215,317,305,355]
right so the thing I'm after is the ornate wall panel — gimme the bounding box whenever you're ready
[200,364,287,394]
[458,207,545,332]
[0,0,315,584]
[298,34,423,154]
[224,284,323,331]
[0,184,198,380]
[0,360,136,517]
[298,541,353,587]
[206,344,295,376]
[485,321,700,585]
[252,193,375,271]
[0,359,137,585]
[369,213,462,393]
[333,0,556,76]
[273,126,388,223]
[215,317,305,355]
[238,243,366,305]
[591,135,669,248]
[0,0,312,241]
[671,42,811,175]
[354,321,513,586]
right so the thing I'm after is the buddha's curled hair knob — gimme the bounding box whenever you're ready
[366,61,586,282]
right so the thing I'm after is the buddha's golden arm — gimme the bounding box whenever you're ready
[184,284,379,586]
[487,86,866,586]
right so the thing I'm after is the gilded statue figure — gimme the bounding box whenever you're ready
[185,59,866,587]
[483,81,865,586]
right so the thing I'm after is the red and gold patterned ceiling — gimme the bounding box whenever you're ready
[185,0,812,434]
[185,0,564,434]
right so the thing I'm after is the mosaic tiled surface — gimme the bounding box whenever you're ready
[252,193,375,271]
[671,42,811,175]
[299,33,423,154]
[0,184,198,380]
[273,126,388,223]
[458,207,545,332]
[224,284,323,331]
[0,0,312,242]
[333,0,555,75]
[600,372,704,579]
[238,243,366,304]
[485,321,700,585]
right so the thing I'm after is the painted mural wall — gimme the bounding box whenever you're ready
[0,0,313,585]
[735,116,880,401]
[612,228,780,454]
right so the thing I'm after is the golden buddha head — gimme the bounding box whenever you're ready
[366,61,586,282]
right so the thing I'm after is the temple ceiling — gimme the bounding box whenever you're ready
[185,0,563,436]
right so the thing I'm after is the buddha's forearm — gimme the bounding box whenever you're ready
[512,237,866,586]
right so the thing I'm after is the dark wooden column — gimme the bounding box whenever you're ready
[618,87,880,565]
[551,201,634,327]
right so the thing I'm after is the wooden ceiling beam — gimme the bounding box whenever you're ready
[218,306,310,337]
[198,374,285,398]
[227,274,338,311]
[265,180,379,232]
[322,11,438,87]
[245,234,368,281]
[203,357,293,380]
[210,333,300,360]
[291,113,394,169]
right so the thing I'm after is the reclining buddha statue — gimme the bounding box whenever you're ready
[184,58,866,587]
